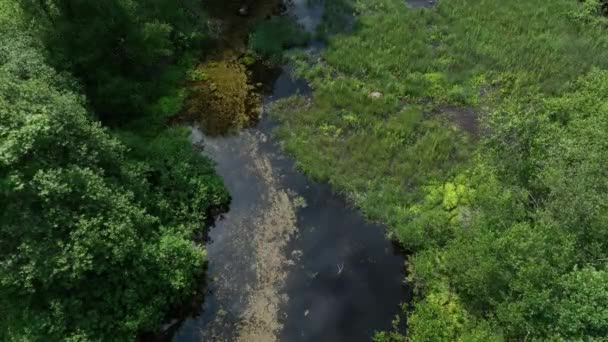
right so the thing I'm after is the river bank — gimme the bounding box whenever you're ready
[171,1,409,341]
[270,0,608,340]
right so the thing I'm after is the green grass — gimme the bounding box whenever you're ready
[272,0,608,340]
[272,94,470,246]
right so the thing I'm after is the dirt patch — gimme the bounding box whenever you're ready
[439,106,481,137]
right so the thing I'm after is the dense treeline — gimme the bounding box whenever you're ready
[19,0,205,123]
[272,0,608,340]
[0,1,228,340]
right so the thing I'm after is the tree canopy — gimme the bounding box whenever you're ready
[18,0,206,123]
[0,3,228,340]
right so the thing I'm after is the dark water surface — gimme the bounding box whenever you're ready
[172,1,408,341]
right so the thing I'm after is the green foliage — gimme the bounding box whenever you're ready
[0,20,227,341]
[555,267,608,338]
[17,0,206,123]
[271,0,608,340]
[406,287,501,341]
[419,70,608,340]
[372,314,406,342]
[249,16,311,59]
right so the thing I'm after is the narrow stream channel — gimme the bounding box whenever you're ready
[172,1,408,341]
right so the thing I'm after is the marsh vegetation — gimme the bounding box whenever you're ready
[271,0,608,340]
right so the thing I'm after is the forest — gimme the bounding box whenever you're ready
[2,0,608,341]
[0,0,229,340]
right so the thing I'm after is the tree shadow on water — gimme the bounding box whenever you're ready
[313,0,359,41]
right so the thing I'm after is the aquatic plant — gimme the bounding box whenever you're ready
[185,59,260,135]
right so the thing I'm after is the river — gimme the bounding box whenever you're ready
[171,1,408,341]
